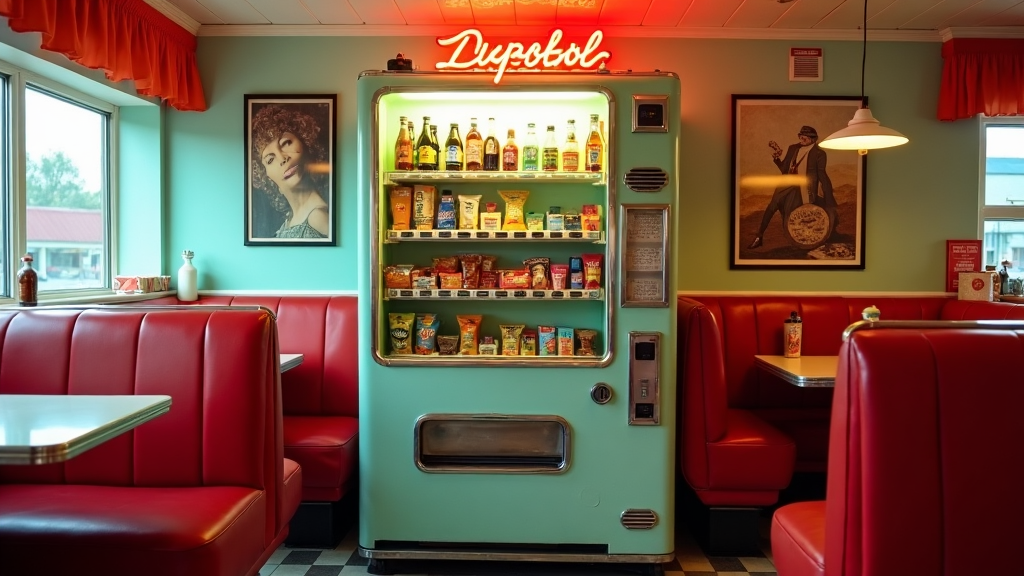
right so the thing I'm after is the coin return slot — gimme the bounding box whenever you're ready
[415,415,570,473]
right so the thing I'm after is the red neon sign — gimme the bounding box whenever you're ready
[435,29,611,84]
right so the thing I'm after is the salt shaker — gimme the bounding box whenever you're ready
[784,311,802,358]
[862,305,881,322]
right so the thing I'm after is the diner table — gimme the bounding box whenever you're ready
[280,353,303,372]
[754,355,837,388]
[0,394,172,465]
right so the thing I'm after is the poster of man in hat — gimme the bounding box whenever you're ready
[731,95,866,269]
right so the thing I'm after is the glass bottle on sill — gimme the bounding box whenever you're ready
[17,254,37,307]
[177,250,198,302]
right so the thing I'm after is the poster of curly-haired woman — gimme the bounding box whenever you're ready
[245,94,336,245]
[731,95,866,269]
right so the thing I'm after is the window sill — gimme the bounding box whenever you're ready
[0,291,175,308]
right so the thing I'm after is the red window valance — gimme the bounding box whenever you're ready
[0,0,207,111]
[939,38,1024,121]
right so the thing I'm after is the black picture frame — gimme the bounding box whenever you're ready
[731,95,867,269]
[244,94,337,246]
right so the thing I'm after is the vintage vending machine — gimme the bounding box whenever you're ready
[356,64,679,573]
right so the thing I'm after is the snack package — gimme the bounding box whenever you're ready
[389,312,415,355]
[389,186,413,230]
[576,329,598,356]
[414,313,440,355]
[581,253,604,289]
[546,212,564,231]
[582,204,602,231]
[383,264,414,289]
[432,256,460,274]
[457,315,482,355]
[526,212,545,231]
[436,335,460,355]
[499,190,530,230]
[459,254,483,289]
[563,210,582,231]
[437,191,457,230]
[411,267,436,289]
[481,255,498,271]
[439,272,463,289]
[480,270,499,289]
[499,324,525,356]
[413,185,437,230]
[520,328,538,356]
[569,256,584,289]
[478,336,498,355]
[556,327,575,356]
[550,264,569,290]
[458,195,482,230]
[523,256,551,289]
[499,268,532,289]
[538,326,557,356]
[480,202,502,230]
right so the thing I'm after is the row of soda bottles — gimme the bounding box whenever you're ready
[394,115,604,173]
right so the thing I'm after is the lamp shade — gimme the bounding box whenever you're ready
[818,107,908,151]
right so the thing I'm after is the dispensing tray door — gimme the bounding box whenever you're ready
[414,414,570,473]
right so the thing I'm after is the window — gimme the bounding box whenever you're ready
[981,120,1024,277]
[0,61,115,302]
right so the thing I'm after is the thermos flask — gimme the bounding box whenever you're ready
[784,311,802,358]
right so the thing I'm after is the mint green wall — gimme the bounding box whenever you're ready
[166,36,978,292]
[118,106,163,276]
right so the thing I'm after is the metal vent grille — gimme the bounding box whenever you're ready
[623,168,668,192]
[620,509,658,530]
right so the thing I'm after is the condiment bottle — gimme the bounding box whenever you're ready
[17,254,38,307]
[784,311,802,358]
[177,250,198,302]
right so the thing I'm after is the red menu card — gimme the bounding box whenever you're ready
[947,239,983,292]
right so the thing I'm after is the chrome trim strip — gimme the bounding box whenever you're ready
[753,356,835,388]
[360,547,674,564]
[842,319,1024,342]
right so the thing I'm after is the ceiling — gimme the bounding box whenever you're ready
[149,0,1024,39]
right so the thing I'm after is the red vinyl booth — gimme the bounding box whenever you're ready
[771,321,1024,576]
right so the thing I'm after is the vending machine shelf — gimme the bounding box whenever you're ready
[381,354,605,367]
[387,171,604,184]
[386,229,605,243]
[385,288,603,301]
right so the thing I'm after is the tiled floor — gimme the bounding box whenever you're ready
[258,518,777,576]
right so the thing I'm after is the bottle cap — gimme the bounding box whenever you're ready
[486,202,497,212]
[21,254,32,262]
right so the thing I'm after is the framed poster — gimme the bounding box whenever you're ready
[244,94,337,246]
[731,95,867,269]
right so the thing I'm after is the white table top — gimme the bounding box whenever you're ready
[754,355,838,388]
[280,353,304,373]
[0,394,172,465]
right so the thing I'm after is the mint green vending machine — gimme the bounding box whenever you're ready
[357,70,679,574]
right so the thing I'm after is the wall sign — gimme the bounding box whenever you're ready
[435,29,611,84]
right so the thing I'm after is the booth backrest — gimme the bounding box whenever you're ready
[143,295,358,418]
[826,324,1024,575]
[0,306,287,543]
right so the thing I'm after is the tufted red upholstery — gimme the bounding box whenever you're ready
[677,295,1024,507]
[771,324,1024,576]
[0,307,301,576]
[143,295,358,502]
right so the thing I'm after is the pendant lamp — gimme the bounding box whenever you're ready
[818,0,908,154]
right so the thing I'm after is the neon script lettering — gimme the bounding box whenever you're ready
[435,29,611,84]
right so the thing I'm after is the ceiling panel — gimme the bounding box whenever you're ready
[193,0,268,23]
[902,0,985,28]
[470,0,517,25]
[302,0,363,24]
[246,0,318,24]
[393,0,447,25]
[815,0,898,29]
[556,0,604,25]
[437,0,475,24]
[946,0,1024,26]
[641,0,694,26]
[164,0,225,24]
[725,0,798,28]
[347,0,407,24]
[978,1,1024,23]
[598,0,650,26]
[868,0,939,28]
[515,0,559,25]
[678,0,745,27]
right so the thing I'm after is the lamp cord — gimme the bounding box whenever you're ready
[861,0,867,108]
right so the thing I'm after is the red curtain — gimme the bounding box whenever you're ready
[0,0,207,111]
[939,38,1024,121]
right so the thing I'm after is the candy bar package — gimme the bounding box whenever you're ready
[389,312,415,355]
[414,313,440,355]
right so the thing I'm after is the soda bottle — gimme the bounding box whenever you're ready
[465,118,483,171]
[444,123,464,171]
[17,254,37,307]
[416,116,436,171]
[542,125,559,171]
[429,124,440,170]
[483,118,500,171]
[561,119,579,172]
[502,128,519,171]
[522,123,539,171]
[394,115,413,171]
[586,114,602,172]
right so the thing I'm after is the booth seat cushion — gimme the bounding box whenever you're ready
[771,501,825,576]
[698,409,796,506]
[283,416,358,502]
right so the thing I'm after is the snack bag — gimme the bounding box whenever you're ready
[389,186,413,230]
[437,191,457,230]
[524,257,551,289]
[520,328,538,356]
[499,324,525,355]
[413,185,437,230]
[458,195,482,230]
[581,253,604,289]
[457,315,482,355]
[499,190,530,230]
[414,313,440,355]
[576,329,598,356]
[389,312,416,355]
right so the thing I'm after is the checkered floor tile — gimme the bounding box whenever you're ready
[258,520,777,576]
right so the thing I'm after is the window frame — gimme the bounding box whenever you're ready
[980,117,1024,225]
[0,58,119,304]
